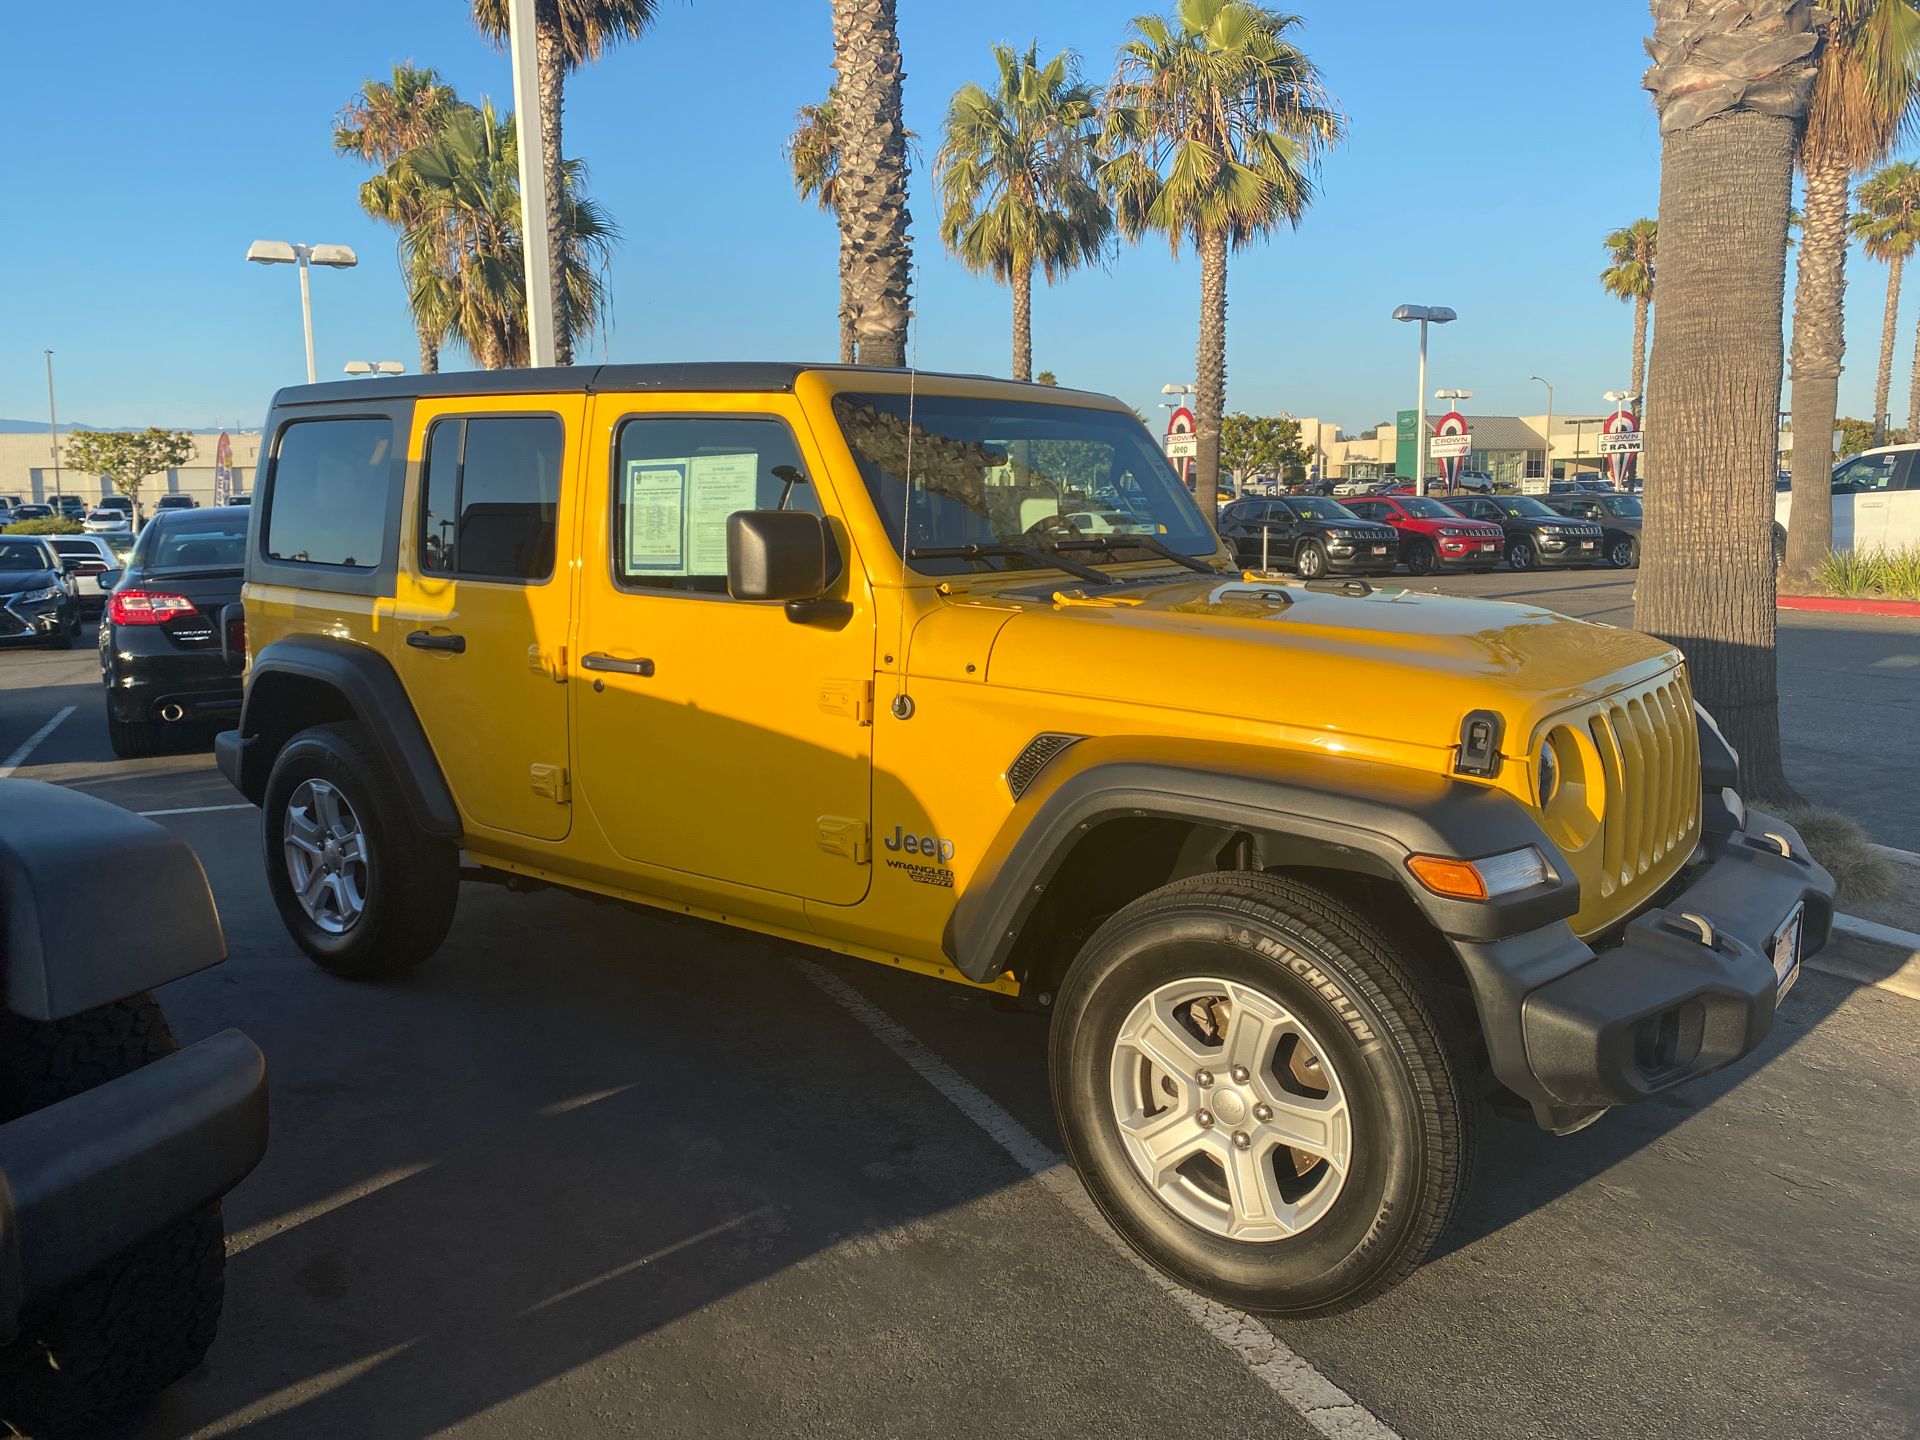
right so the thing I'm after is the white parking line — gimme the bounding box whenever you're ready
[0,705,75,779]
[137,802,254,817]
[797,960,1400,1440]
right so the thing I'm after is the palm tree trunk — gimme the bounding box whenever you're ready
[1011,261,1033,383]
[1631,292,1650,406]
[1875,251,1903,443]
[833,0,913,369]
[1636,103,1799,804]
[1784,147,1849,585]
[418,325,440,375]
[838,233,858,364]
[535,8,573,367]
[1194,227,1228,525]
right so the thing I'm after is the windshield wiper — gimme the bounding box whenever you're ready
[1055,534,1220,576]
[905,542,1112,585]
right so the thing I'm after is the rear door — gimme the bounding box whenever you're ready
[392,398,582,844]
[1889,451,1920,548]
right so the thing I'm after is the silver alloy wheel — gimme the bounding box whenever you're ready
[1109,977,1352,1242]
[1610,537,1635,568]
[282,778,369,934]
[1298,543,1325,578]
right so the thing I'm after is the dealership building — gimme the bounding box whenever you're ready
[0,431,262,510]
[1283,413,1629,487]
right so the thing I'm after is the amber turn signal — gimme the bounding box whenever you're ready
[1405,854,1489,901]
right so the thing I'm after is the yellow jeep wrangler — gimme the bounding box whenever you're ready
[216,363,1833,1314]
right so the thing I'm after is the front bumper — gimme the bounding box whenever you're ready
[1533,533,1605,567]
[0,594,68,642]
[0,1030,267,1341]
[1456,799,1835,1128]
[1322,537,1400,574]
[1431,536,1506,568]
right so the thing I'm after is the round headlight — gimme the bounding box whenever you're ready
[1536,741,1560,806]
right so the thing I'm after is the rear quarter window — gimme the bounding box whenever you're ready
[264,418,394,568]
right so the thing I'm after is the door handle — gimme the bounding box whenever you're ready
[582,652,654,677]
[407,630,466,654]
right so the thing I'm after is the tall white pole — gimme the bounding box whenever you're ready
[297,252,316,385]
[508,0,559,369]
[1414,319,1430,498]
[44,350,62,500]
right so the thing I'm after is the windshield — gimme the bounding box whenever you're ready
[832,392,1215,576]
[0,539,51,572]
[135,514,249,572]
[1285,497,1362,522]
[1603,495,1642,517]
[1398,497,1460,520]
[1491,496,1557,519]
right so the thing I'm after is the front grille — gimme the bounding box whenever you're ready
[1584,671,1701,902]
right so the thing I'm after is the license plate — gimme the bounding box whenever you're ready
[1770,902,1805,999]
[1371,545,1388,555]
[1578,541,1595,550]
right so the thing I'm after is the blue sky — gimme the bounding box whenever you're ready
[0,1,1897,433]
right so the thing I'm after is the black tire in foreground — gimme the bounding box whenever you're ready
[1049,872,1477,1316]
[261,721,459,980]
[0,997,226,1436]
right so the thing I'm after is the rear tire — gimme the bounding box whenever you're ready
[107,714,156,759]
[1049,872,1476,1316]
[0,997,226,1436]
[262,722,459,979]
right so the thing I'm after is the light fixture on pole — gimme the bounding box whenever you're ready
[1530,375,1554,484]
[247,240,359,384]
[1393,305,1456,496]
[344,361,406,378]
[1603,389,1638,415]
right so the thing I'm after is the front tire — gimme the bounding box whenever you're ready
[1405,539,1435,576]
[1049,872,1476,1316]
[1608,536,1639,569]
[1506,537,1536,571]
[1295,540,1328,579]
[0,998,226,1435]
[262,722,458,979]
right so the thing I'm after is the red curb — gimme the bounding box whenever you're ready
[1778,593,1920,618]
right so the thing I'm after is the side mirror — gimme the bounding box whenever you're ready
[98,569,122,591]
[727,510,828,603]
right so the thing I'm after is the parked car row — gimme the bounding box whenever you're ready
[1218,491,1628,576]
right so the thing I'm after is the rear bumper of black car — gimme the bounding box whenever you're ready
[0,1030,267,1341]
[1456,800,1835,1129]
[102,629,243,724]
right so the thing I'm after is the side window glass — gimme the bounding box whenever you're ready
[613,416,821,595]
[264,418,393,567]
[1834,454,1899,493]
[416,415,563,582]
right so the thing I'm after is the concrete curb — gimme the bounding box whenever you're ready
[1778,594,1920,619]
[1810,915,1920,1001]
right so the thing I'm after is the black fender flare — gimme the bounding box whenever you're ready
[945,737,1579,985]
[218,635,461,840]
[0,780,226,1020]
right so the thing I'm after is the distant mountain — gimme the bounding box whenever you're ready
[0,420,241,435]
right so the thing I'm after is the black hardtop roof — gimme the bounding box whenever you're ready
[267,361,1118,409]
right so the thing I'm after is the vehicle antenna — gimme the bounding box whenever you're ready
[891,267,920,720]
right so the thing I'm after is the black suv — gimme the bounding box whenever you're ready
[1547,490,1643,569]
[1219,496,1400,578]
[1442,494,1605,571]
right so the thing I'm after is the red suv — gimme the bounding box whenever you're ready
[1345,495,1506,574]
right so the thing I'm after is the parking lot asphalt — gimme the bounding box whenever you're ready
[3,581,1916,1440]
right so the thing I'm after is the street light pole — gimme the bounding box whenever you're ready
[1393,306,1456,498]
[296,254,315,384]
[1530,375,1554,485]
[247,241,358,384]
[43,350,62,501]
[508,0,559,369]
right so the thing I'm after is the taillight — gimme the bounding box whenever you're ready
[227,613,246,659]
[108,590,200,626]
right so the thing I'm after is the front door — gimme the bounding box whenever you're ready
[393,399,582,843]
[572,397,875,906]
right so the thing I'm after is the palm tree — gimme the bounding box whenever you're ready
[1101,0,1342,511]
[1637,0,1820,804]
[1784,0,1920,582]
[786,89,858,363]
[1599,218,1657,407]
[473,0,658,366]
[832,0,913,367]
[936,44,1111,383]
[1851,161,1920,439]
[335,65,468,372]
[406,102,616,370]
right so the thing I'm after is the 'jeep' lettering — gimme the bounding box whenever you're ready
[883,825,955,864]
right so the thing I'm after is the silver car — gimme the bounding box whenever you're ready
[45,534,121,615]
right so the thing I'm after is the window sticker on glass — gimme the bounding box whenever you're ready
[624,460,687,573]
[686,453,759,574]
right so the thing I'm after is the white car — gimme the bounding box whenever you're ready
[45,535,121,615]
[1777,443,1920,551]
[83,508,132,534]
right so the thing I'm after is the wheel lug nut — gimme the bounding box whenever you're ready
[1253,1103,1273,1123]
[1195,1069,1214,1088]
[1232,1131,1251,1150]
[1230,1065,1250,1083]
[1196,1109,1214,1128]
